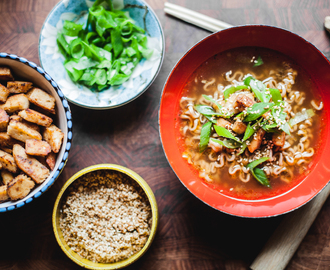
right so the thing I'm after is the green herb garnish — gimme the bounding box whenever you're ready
[56,0,153,91]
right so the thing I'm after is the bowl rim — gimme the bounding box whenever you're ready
[159,24,330,218]
[0,52,72,213]
[52,163,158,269]
[38,0,165,110]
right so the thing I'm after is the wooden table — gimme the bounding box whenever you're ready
[1,0,330,269]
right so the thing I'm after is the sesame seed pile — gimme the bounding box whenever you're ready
[59,170,152,263]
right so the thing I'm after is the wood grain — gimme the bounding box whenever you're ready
[0,0,330,270]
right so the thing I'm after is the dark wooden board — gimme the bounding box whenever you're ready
[1,0,330,269]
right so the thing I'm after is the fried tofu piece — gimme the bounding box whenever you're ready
[7,174,35,200]
[10,115,40,132]
[26,88,55,114]
[234,94,255,112]
[248,129,266,153]
[0,132,17,148]
[0,83,10,103]
[7,119,42,142]
[0,67,14,81]
[25,139,51,157]
[0,149,17,173]
[7,81,33,94]
[0,93,29,113]
[46,152,56,170]
[1,170,14,185]
[0,185,9,202]
[18,108,53,127]
[0,108,9,131]
[232,120,247,135]
[43,124,64,153]
[13,144,49,184]
[216,118,231,129]
[272,131,286,148]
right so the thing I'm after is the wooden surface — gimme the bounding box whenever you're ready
[1,0,330,269]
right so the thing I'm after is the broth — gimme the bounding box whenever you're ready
[177,47,324,200]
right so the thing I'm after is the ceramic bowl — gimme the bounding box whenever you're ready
[0,53,72,212]
[39,0,164,109]
[53,164,158,269]
[159,25,330,218]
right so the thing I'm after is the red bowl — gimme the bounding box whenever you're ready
[159,25,330,218]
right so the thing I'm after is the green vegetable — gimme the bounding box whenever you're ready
[223,85,248,100]
[214,125,241,143]
[269,88,282,104]
[289,109,315,127]
[246,157,270,169]
[251,168,270,187]
[195,104,232,118]
[246,157,271,187]
[253,56,263,67]
[242,123,255,142]
[62,21,83,36]
[56,0,152,91]
[237,141,247,155]
[202,94,222,110]
[244,75,270,102]
[243,102,274,122]
[210,138,241,149]
[199,122,212,152]
[195,105,222,116]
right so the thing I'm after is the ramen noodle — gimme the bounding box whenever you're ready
[178,47,324,200]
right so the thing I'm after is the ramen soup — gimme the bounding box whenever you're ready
[178,47,324,200]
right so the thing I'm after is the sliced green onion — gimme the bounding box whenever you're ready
[199,122,212,152]
[210,138,241,149]
[243,102,274,122]
[213,125,241,143]
[289,109,315,127]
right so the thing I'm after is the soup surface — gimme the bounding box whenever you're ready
[177,47,324,200]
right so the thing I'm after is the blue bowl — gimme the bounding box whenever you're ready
[39,0,164,109]
[0,53,72,212]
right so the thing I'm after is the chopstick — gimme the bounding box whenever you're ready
[164,3,330,270]
[164,2,233,32]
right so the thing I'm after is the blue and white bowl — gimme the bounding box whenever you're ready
[0,53,72,212]
[39,0,165,109]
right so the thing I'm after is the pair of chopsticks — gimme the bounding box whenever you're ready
[164,2,330,270]
[164,2,232,32]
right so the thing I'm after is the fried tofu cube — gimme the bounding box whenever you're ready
[0,185,9,202]
[272,131,286,148]
[0,67,14,81]
[234,94,255,112]
[13,144,50,184]
[0,83,10,103]
[43,124,64,153]
[10,115,40,132]
[7,81,33,94]
[7,174,35,200]
[232,120,247,135]
[46,152,56,170]
[0,149,17,173]
[18,108,53,127]
[248,129,266,153]
[216,118,232,129]
[1,170,14,185]
[0,132,17,148]
[0,108,9,131]
[25,139,51,157]
[0,93,29,113]
[26,88,55,114]
[7,119,42,142]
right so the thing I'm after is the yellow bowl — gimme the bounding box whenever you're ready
[52,164,158,269]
